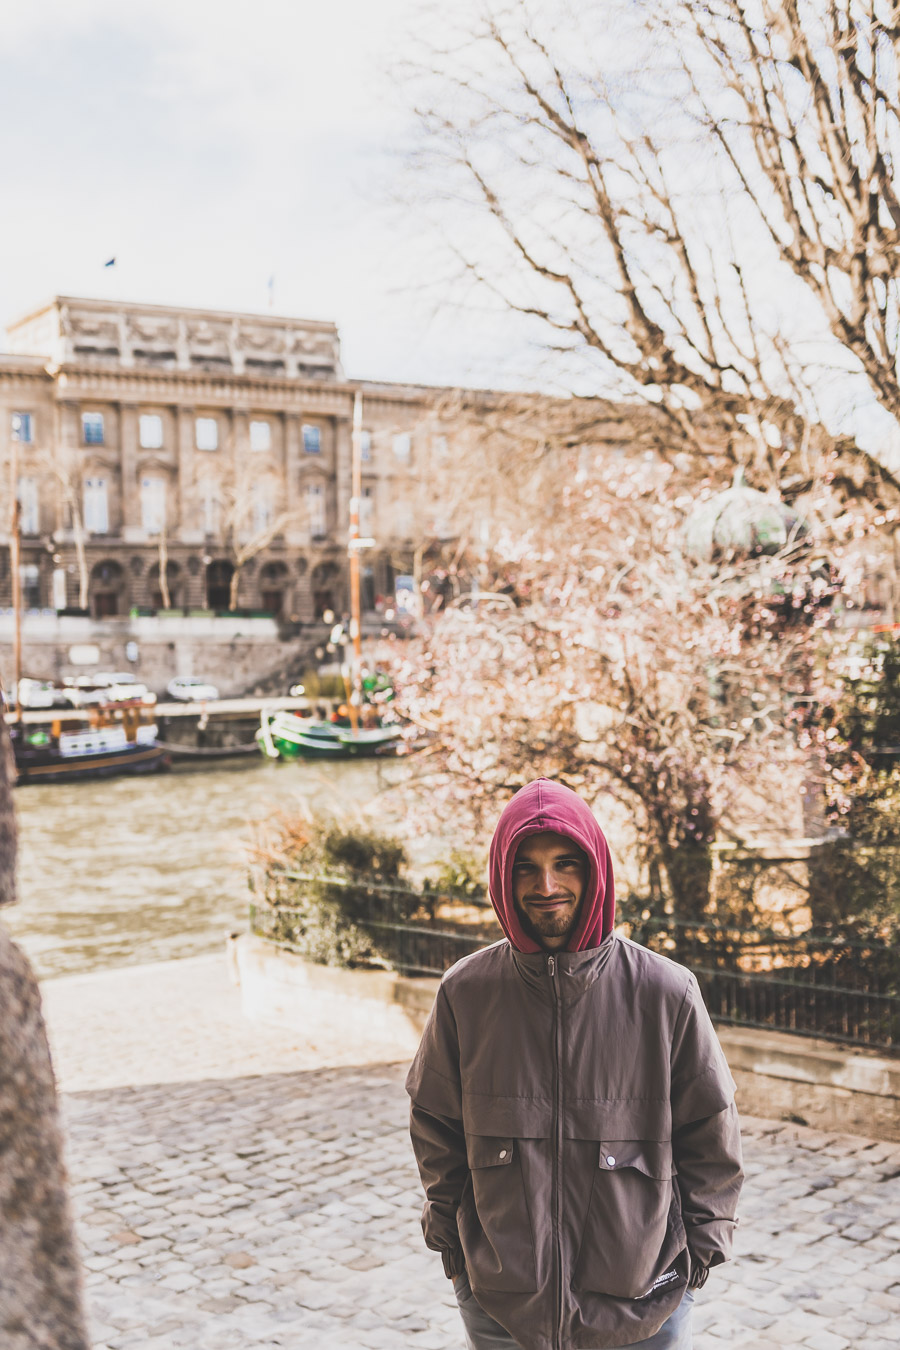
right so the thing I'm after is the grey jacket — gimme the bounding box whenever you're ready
[406,934,743,1350]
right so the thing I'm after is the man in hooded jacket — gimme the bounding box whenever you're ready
[406,779,743,1350]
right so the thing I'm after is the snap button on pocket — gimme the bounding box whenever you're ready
[606,1156,616,1167]
[499,1149,508,1159]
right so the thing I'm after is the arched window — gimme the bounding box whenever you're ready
[89,559,126,618]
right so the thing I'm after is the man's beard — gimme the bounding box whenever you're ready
[516,894,581,947]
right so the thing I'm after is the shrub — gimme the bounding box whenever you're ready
[248,816,421,968]
[425,849,488,904]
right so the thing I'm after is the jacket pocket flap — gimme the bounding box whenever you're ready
[462,1093,552,1139]
[566,1098,672,1142]
[466,1135,515,1168]
[599,1139,674,1180]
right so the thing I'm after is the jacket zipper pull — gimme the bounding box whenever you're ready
[548,955,556,977]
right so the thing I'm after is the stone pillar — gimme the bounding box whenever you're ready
[56,402,81,535]
[294,565,313,621]
[184,555,204,608]
[175,406,195,537]
[119,403,140,535]
[232,410,249,467]
[284,414,303,545]
[0,718,91,1350]
[334,412,352,539]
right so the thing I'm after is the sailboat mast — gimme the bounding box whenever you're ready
[9,427,22,718]
[347,391,364,731]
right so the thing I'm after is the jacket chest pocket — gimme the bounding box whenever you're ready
[573,1136,685,1300]
[459,1134,539,1293]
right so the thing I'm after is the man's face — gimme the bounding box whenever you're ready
[511,830,588,952]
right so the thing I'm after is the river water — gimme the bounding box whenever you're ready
[7,758,396,980]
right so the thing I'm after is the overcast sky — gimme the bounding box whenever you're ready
[0,0,517,388]
[2,0,897,465]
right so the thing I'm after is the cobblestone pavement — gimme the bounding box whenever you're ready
[47,957,900,1350]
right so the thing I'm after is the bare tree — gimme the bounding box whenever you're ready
[222,497,300,612]
[403,0,900,527]
[193,427,306,612]
[673,0,900,424]
[157,521,171,611]
[396,446,836,913]
[46,453,88,612]
[390,2,900,908]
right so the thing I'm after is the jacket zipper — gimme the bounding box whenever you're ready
[548,954,563,1350]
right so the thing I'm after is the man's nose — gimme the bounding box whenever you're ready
[533,867,557,896]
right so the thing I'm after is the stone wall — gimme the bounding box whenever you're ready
[0,613,324,696]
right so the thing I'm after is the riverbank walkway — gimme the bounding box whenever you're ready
[43,952,900,1350]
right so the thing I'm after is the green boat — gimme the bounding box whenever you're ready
[257,709,404,760]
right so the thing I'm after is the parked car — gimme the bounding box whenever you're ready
[63,672,150,706]
[167,676,220,702]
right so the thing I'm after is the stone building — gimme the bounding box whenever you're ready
[0,296,450,622]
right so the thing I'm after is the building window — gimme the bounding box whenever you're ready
[139,413,164,449]
[250,419,271,452]
[82,412,105,445]
[83,478,109,534]
[141,477,166,535]
[11,412,33,443]
[200,479,220,536]
[21,564,41,610]
[252,483,273,535]
[17,477,39,536]
[302,423,321,455]
[360,430,372,462]
[306,483,326,539]
[195,417,218,451]
[393,432,411,462]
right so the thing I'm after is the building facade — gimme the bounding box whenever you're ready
[0,297,448,621]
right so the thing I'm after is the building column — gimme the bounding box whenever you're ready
[232,409,249,467]
[334,412,352,539]
[294,564,313,621]
[119,403,140,537]
[284,414,303,545]
[55,401,81,536]
[184,555,204,608]
[175,406,195,536]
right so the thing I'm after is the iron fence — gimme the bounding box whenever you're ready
[616,910,899,1052]
[249,870,498,978]
[250,872,900,1053]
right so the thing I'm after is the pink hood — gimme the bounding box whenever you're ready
[488,778,616,953]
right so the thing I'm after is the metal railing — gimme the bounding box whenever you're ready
[250,872,900,1053]
[616,911,899,1052]
[249,870,499,978]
